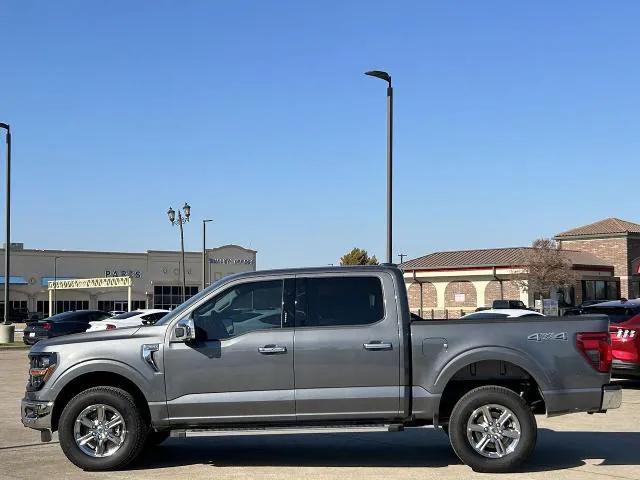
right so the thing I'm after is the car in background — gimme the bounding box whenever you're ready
[23,310,111,345]
[577,299,640,378]
[86,309,169,332]
[610,312,640,377]
[580,299,640,323]
[491,299,528,309]
[609,314,640,378]
[563,300,607,316]
[463,309,545,320]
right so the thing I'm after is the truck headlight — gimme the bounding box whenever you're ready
[27,353,58,391]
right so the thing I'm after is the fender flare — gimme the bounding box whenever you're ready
[48,358,153,401]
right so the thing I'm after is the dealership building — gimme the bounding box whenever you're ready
[401,217,640,318]
[0,243,257,317]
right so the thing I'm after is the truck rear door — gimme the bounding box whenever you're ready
[293,272,401,421]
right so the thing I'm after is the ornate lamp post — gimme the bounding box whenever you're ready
[167,203,191,304]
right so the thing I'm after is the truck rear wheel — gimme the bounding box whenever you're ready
[58,386,148,471]
[448,385,537,473]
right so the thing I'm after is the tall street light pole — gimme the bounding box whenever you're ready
[53,256,61,315]
[202,219,212,290]
[364,70,393,264]
[0,124,11,328]
[0,123,13,343]
[167,203,191,305]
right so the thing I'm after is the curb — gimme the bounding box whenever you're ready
[0,345,30,351]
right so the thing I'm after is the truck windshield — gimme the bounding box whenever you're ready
[154,277,228,326]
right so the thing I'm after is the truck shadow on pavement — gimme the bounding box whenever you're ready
[133,428,640,472]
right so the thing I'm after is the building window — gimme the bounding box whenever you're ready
[36,301,50,317]
[0,300,28,317]
[97,300,146,312]
[582,280,618,301]
[55,300,89,313]
[153,285,198,310]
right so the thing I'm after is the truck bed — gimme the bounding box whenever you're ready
[409,314,611,419]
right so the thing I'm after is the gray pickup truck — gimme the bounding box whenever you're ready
[22,265,621,473]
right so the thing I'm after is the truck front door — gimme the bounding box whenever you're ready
[293,273,401,421]
[164,276,295,425]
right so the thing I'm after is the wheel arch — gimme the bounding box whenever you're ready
[51,371,151,432]
[433,348,550,423]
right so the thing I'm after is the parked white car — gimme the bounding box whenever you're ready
[462,309,545,320]
[86,309,168,332]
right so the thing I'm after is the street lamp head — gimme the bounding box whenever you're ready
[183,202,191,220]
[167,207,176,224]
[0,123,9,131]
[365,70,391,84]
[203,219,212,223]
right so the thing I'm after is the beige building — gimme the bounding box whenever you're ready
[401,217,640,319]
[0,243,256,317]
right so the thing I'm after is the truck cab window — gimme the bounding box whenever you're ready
[297,276,384,327]
[192,280,283,339]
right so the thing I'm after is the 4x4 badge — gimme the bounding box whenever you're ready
[527,332,568,342]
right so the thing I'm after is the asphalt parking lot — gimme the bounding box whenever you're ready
[1,349,639,480]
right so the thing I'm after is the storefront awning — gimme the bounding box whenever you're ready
[40,277,74,286]
[0,276,28,285]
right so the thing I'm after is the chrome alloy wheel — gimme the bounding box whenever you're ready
[73,404,127,458]
[466,403,521,459]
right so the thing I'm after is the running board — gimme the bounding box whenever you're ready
[170,424,405,438]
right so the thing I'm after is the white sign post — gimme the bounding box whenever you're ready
[47,276,133,317]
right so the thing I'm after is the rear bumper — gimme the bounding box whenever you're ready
[601,384,622,410]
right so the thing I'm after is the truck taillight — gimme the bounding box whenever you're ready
[576,332,612,373]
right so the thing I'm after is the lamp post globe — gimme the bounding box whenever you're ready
[167,207,176,224]
[183,203,191,220]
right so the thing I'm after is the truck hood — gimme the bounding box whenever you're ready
[30,327,146,352]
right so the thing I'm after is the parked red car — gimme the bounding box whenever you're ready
[610,313,640,377]
[582,300,640,378]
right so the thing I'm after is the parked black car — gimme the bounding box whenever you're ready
[23,310,110,345]
[563,300,612,316]
[491,299,528,309]
[578,299,640,323]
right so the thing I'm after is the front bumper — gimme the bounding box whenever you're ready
[601,384,622,410]
[21,399,54,430]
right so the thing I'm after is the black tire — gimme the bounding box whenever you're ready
[58,386,148,471]
[448,386,537,473]
[145,430,170,447]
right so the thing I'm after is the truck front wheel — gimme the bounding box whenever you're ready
[58,386,148,471]
[448,385,537,473]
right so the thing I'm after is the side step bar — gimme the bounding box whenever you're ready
[170,424,406,438]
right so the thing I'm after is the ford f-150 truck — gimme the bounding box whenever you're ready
[21,266,621,473]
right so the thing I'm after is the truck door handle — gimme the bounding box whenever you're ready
[258,345,287,354]
[363,341,393,351]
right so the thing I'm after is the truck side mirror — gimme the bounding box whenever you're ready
[174,317,196,342]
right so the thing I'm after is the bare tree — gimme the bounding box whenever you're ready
[513,238,577,300]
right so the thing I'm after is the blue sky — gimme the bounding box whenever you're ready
[1,1,639,268]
